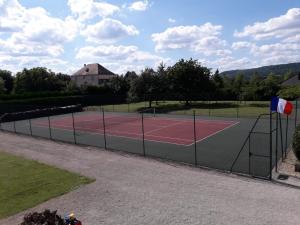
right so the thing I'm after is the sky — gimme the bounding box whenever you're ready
[0,0,299,75]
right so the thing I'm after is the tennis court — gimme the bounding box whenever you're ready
[34,113,239,146]
[0,109,297,179]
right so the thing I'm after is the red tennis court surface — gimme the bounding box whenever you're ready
[35,113,239,146]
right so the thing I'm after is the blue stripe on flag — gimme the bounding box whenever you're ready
[271,96,279,112]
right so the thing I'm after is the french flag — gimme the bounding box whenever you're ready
[271,97,293,115]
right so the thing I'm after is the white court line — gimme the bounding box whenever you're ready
[185,121,240,146]
[33,123,191,146]
[33,119,240,147]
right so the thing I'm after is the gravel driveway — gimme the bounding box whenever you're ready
[0,132,300,225]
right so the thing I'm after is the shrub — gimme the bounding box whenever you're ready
[20,209,65,225]
[20,209,82,225]
[292,124,300,160]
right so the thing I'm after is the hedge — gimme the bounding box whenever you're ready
[0,94,127,114]
[293,124,300,161]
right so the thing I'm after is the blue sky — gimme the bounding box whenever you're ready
[0,0,299,74]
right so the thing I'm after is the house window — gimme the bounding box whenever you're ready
[98,79,104,85]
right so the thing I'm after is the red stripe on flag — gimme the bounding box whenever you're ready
[284,101,293,115]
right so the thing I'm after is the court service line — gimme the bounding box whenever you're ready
[32,123,194,142]
[32,123,194,146]
[185,121,240,146]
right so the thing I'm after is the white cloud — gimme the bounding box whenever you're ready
[128,0,150,11]
[210,56,255,71]
[168,18,176,23]
[282,34,300,43]
[234,8,300,40]
[151,23,231,56]
[231,41,255,50]
[76,44,169,74]
[0,0,79,73]
[67,0,120,21]
[0,0,78,54]
[81,18,139,43]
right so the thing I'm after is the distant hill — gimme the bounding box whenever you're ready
[220,62,300,79]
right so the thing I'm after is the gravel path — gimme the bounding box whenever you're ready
[0,132,300,225]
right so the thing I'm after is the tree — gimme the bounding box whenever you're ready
[211,69,224,99]
[259,73,281,100]
[128,68,157,107]
[0,69,14,93]
[0,77,6,94]
[232,72,245,98]
[110,76,129,96]
[167,58,212,105]
[14,67,67,93]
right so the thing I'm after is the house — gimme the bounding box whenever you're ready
[71,63,116,87]
[281,73,300,86]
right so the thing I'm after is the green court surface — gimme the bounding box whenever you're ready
[1,109,297,179]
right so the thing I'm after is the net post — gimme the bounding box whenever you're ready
[269,111,273,180]
[193,110,197,166]
[48,116,52,140]
[71,112,77,144]
[29,119,33,136]
[102,109,107,149]
[141,112,146,156]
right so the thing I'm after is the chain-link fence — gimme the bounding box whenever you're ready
[0,99,299,180]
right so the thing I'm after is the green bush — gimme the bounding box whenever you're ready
[292,124,300,160]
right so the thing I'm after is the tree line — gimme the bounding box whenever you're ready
[0,58,298,105]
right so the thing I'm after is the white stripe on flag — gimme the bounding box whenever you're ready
[277,98,287,114]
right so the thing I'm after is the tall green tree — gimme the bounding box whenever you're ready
[0,77,6,94]
[128,68,157,107]
[0,69,14,93]
[167,58,212,104]
[14,67,67,93]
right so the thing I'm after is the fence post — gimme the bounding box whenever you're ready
[295,99,298,129]
[71,113,77,144]
[29,119,33,136]
[236,101,239,118]
[279,113,284,160]
[102,109,107,149]
[285,115,289,158]
[13,121,16,133]
[248,136,251,175]
[208,100,211,117]
[48,116,52,140]
[128,103,130,113]
[275,113,278,172]
[141,112,146,156]
[269,112,273,180]
[193,110,197,166]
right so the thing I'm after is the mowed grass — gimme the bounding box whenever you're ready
[87,100,271,118]
[0,151,94,219]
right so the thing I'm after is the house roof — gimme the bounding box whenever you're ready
[281,73,300,86]
[72,63,115,76]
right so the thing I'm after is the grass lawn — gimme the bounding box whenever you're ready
[87,100,271,118]
[0,151,94,219]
